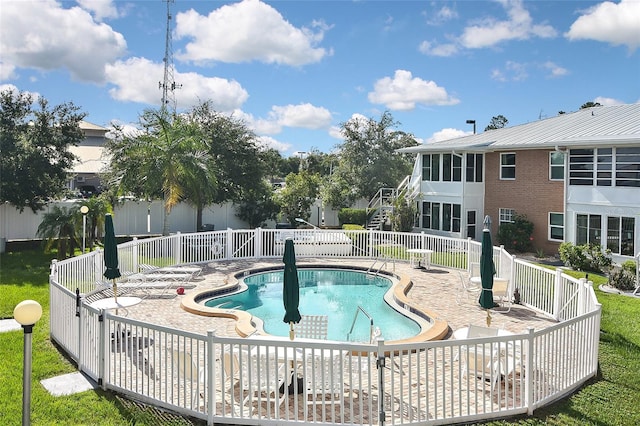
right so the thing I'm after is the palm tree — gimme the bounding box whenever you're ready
[76,196,111,251]
[36,205,78,259]
[106,109,212,235]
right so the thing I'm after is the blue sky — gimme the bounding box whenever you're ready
[2,0,639,156]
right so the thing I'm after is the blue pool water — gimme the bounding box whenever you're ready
[204,268,421,342]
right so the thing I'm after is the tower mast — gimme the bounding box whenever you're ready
[159,0,181,117]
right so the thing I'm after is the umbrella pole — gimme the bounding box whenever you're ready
[289,322,294,340]
[486,309,492,327]
[113,279,118,315]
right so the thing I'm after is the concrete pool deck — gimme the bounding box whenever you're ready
[119,258,557,340]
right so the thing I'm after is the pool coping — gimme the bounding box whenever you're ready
[180,263,450,345]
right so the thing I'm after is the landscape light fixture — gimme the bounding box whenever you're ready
[14,300,43,426]
[80,205,89,253]
[466,119,476,134]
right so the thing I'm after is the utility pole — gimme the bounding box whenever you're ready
[159,0,181,117]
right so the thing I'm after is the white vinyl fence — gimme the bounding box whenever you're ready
[49,229,601,425]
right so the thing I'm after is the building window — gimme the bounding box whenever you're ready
[421,201,431,228]
[466,153,483,182]
[616,147,640,187]
[549,212,564,241]
[500,153,516,179]
[467,210,477,239]
[607,216,635,255]
[422,154,430,181]
[597,148,612,186]
[421,202,460,232]
[576,214,602,246]
[443,154,462,182]
[421,154,441,181]
[569,147,640,187]
[569,149,594,185]
[499,208,515,224]
[549,152,565,180]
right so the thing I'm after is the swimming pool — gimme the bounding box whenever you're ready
[203,268,421,342]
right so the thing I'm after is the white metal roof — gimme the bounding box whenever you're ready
[399,103,640,153]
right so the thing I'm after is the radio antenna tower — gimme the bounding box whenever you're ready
[159,0,181,117]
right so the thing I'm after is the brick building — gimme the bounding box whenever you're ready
[398,103,640,262]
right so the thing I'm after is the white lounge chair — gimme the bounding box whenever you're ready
[239,350,287,413]
[139,263,202,277]
[456,271,481,304]
[303,349,345,405]
[492,278,512,312]
[170,349,206,409]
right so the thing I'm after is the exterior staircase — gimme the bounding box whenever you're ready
[366,176,411,231]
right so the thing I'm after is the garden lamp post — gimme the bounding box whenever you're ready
[14,300,43,426]
[80,205,89,253]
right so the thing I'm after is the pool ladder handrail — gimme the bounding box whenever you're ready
[367,253,394,275]
[346,305,375,343]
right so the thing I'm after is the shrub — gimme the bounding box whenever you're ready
[609,268,637,291]
[496,214,534,253]
[558,242,613,274]
[338,208,368,227]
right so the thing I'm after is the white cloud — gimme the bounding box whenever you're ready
[0,0,126,83]
[565,0,640,51]
[268,104,332,129]
[76,0,120,22]
[175,0,330,66]
[418,40,459,57]
[427,128,473,143]
[0,63,17,81]
[490,61,528,82]
[368,70,459,110]
[541,61,569,78]
[459,0,556,49]
[105,57,248,112]
[256,135,291,153]
[593,96,624,106]
[0,84,41,101]
[328,125,343,139]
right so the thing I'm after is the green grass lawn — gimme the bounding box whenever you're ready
[1,250,639,425]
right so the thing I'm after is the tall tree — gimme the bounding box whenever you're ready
[324,111,418,208]
[235,178,279,228]
[484,115,509,131]
[188,101,268,230]
[105,109,211,235]
[0,89,85,212]
[274,170,321,225]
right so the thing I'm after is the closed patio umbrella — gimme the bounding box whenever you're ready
[478,216,496,326]
[103,214,121,309]
[282,239,301,340]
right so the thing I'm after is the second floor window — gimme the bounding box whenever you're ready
[549,152,565,180]
[569,147,640,187]
[443,154,462,182]
[500,153,516,179]
[421,154,440,181]
[466,153,483,182]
